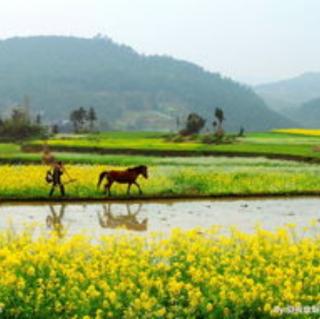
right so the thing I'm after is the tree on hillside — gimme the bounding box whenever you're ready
[176,116,180,131]
[87,107,97,132]
[36,114,42,125]
[213,107,225,137]
[238,126,245,137]
[11,107,30,125]
[70,107,98,133]
[0,107,45,140]
[70,109,80,133]
[51,124,59,135]
[78,107,87,131]
[180,113,206,136]
[70,107,87,133]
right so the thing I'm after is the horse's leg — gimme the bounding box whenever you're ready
[103,177,112,196]
[104,183,110,196]
[106,181,113,196]
[127,183,132,196]
[134,181,143,195]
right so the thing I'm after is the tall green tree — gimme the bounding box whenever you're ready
[213,107,225,137]
[70,109,80,133]
[70,107,87,133]
[87,107,97,132]
[181,113,206,135]
[36,114,42,125]
[78,107,87,131]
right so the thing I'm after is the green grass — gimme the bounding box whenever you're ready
[0,143,21,153]
[2,130,320,164]
[2,130,320,166]
[21,131,320,161]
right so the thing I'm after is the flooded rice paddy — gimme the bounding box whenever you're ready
[0,197,319,238]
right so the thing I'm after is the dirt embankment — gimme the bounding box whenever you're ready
[2,191,320,205]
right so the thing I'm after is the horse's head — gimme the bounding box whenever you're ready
[139,165,148,179]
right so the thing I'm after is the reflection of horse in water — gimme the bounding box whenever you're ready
[98,204,148,231]
[46,205,65,237]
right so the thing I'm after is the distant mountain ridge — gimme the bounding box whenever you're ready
[292,97,320,128]
[256,72,320,105]
[254,72,320,127]
[0,36,294,131]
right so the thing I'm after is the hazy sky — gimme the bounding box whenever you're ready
[0,0,319,84]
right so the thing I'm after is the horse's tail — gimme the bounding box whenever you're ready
[97,171,108,189]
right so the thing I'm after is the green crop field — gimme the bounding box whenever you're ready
[20,131,320,161]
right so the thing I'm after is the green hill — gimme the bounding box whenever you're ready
[292,97,320,128]
[255,72,320,112]
[255,73,320,127]
[0,36,293,131]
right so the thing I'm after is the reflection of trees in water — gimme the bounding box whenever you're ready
[46,205,65,238]
[98,203,148,232]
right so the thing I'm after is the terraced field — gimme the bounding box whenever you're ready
[19,131,320,162]
[1,130,320,200]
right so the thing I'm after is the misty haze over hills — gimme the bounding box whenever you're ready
[0,36,296,131]
[255,72,320,127]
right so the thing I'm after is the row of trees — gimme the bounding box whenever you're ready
[0,99,99,138]
[69,107,97,133]
[0,107,46,140]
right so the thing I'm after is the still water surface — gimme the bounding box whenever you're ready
[0,198,319,238]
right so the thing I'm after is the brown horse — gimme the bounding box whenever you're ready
[97,165,148,196]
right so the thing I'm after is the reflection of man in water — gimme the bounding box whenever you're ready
[48,161,66,197]
[46,205,65,237]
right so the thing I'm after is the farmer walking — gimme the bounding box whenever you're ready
[47,161,66,197]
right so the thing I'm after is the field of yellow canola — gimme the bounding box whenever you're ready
[0,164,174,198]
[1,164,320,199]
[274,129,320,137]
[0,225,319,318]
